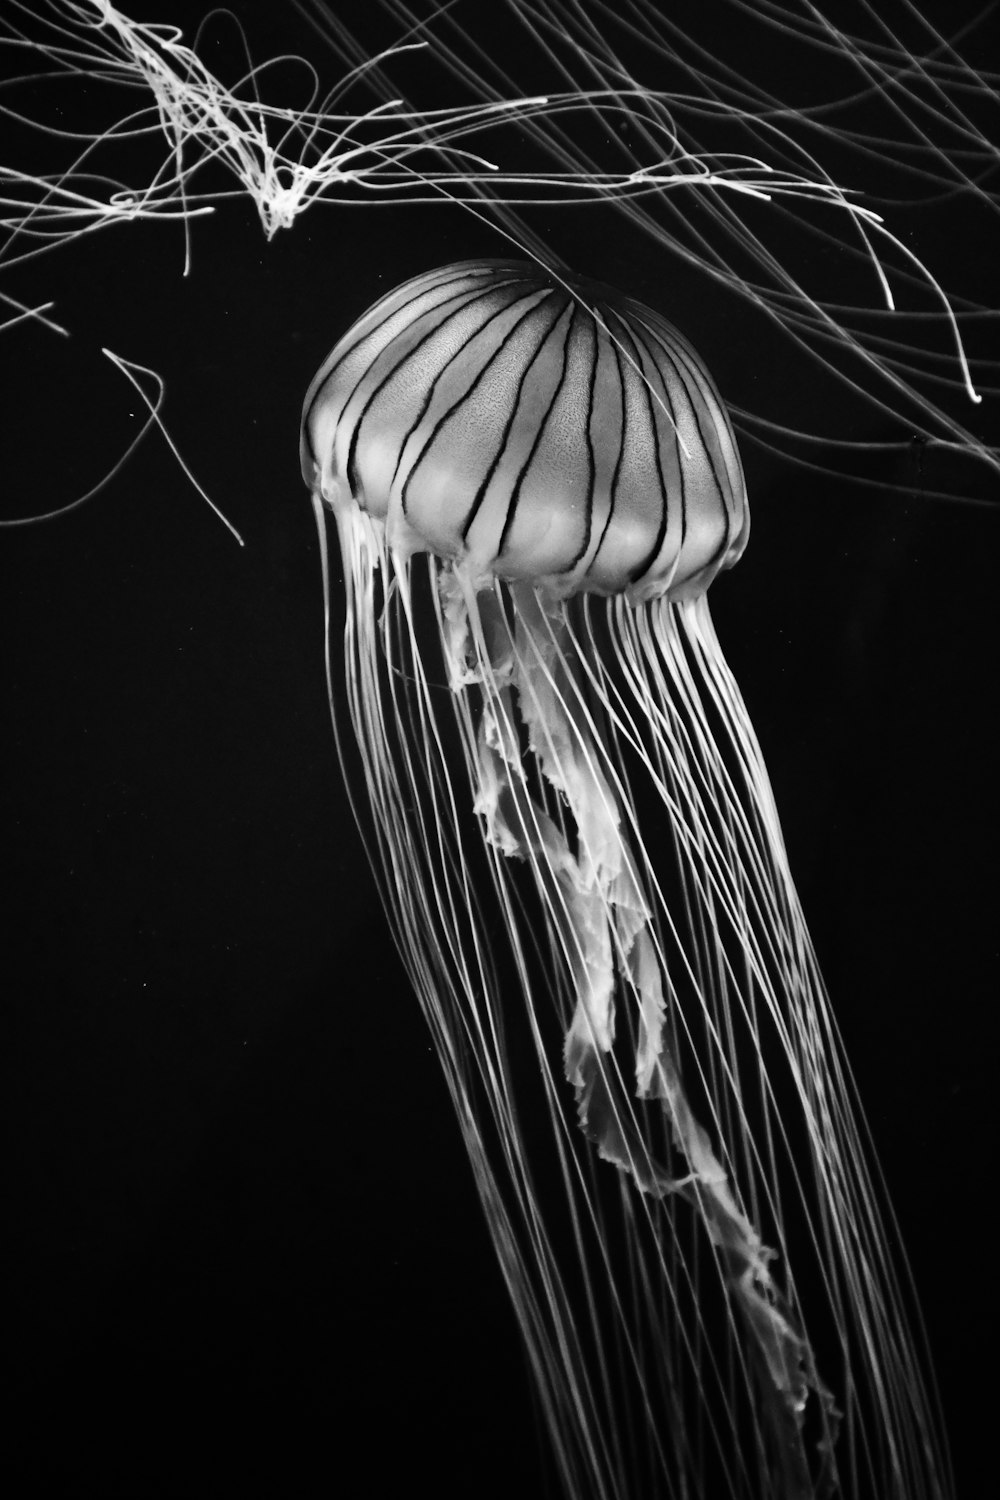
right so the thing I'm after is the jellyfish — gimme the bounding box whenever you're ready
[4,4,994,1496]
[300,258,952,1500]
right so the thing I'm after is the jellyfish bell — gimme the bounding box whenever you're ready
[301,260,749,600]
[303,258,948,1500]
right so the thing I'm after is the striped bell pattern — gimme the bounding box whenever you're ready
[301,260,749,600]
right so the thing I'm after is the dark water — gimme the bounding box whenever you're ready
[4,2,996,1495]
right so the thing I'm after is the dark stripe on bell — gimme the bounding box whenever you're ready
[301,260,747,599]
[497,299,578,560]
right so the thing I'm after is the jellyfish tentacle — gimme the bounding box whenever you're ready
[315,475,951,1500]
[324,522,629,1499]
[438,565,840,1494]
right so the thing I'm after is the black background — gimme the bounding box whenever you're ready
[4,2,997,1496]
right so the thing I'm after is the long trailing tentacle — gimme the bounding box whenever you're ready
[321,488,952,1497]
[325,505,632,1499]
[442,569,842,1498]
